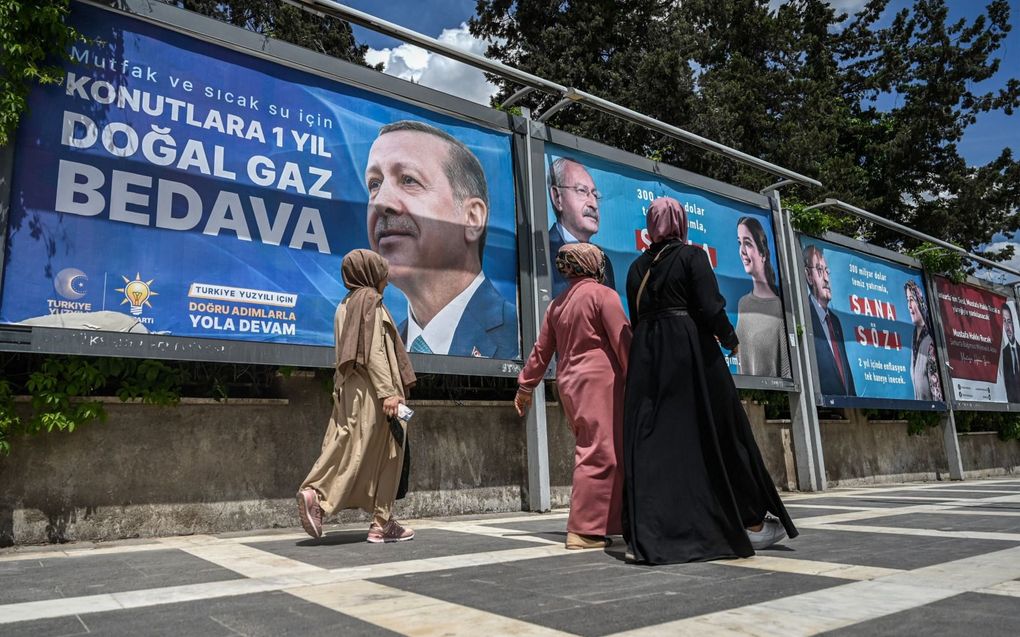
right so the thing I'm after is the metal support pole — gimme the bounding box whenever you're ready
[805,199,1020,278]
[924,272,965,481]
[500,86,537,110]
[940,410,965,481]
[519,107,551,511]
[536,97,575,123]
[770,191,827,491]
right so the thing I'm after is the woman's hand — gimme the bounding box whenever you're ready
[382,395,403,419]
[514,390,533,417]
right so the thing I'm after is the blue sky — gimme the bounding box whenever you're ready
[343,0,1020,168]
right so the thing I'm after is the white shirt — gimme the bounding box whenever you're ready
[405,271,486,355]
[558,223,580,243]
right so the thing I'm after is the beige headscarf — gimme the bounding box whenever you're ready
[336,249,416,390]
[554,243,607,283]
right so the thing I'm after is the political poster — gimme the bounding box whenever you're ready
[798,236,944,405]
[0,2,521,360]
[933,277,1019,405]
[542,145,791,378]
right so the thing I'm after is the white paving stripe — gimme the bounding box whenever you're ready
[980,580,1020,598]
[607,545,1020,636]
[162,535,326,579]
[0,540,185,563]
[289,580,576,637]
[708,554,903,581]
[0,512,572,563]
[433,523,564,545]
[793,522,1020,542]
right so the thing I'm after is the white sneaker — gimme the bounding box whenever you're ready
[746,517,786,550]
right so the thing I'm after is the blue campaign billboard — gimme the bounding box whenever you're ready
[0,2,520,361]
[543,144,791,379]
[798,236,944,406]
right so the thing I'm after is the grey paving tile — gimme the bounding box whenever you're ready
[949,502,1020,512]
[0,549,242,605]
[373,551,846,637]
[755,528,1019,569]
[843,512,1020,534]
[1,591,398,637]
[821,592,1020,637]
[243,528,535,570]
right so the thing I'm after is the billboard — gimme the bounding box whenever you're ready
[542,144,790,379]
[798,236,943,406]
[933,277,1019,405]
[0,2,520,361]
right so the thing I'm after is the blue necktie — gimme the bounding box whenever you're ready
[410,335,432,354]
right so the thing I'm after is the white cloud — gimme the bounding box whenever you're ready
[975,240,1020,285]
[367,23,501,106]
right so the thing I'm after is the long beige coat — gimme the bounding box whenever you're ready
[301,300,406,519]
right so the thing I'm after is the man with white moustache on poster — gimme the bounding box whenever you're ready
[365,120,519,360]
[804,244,856,397]
[548,158,616,297]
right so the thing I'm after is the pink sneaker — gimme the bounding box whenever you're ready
[296,488,323,538]
[367,519,415,543]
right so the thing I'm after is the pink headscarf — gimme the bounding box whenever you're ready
[647,197,688,244]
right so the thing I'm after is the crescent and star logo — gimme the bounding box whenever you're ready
[54,268,88,300]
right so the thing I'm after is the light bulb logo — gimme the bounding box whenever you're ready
[115,273,158,316]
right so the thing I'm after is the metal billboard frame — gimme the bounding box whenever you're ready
[525,124,799,392]
[0,0,535,377]
[792,229,948,412]
[927,272,1020,414]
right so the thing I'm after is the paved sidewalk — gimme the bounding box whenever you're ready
[3,478,1020,636]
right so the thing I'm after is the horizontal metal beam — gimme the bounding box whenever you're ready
[806,198,1020,278]
[295,0,824,188]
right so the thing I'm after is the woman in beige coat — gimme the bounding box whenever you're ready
[297,249,417,543]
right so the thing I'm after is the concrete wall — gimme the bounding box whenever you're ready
[959,431,1020,478]
[0,377,551,546]
[817,410,1020,487]
[0,379,793,546]
[4,376,1019,546]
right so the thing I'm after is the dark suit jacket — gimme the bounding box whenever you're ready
[810,300,857,397]
[549,222,616,298]
[1003,341,1020,403]
[400,277,520,360]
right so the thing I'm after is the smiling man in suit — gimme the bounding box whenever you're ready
[804,244,856,397]
[365,120,519,359]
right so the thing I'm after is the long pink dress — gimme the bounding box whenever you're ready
[519,277,632,536]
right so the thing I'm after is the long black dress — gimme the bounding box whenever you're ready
[623,241,798,564]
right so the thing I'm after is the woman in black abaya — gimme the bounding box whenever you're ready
[623,197,797,565]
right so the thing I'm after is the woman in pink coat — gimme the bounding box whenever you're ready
[515,243,632,549]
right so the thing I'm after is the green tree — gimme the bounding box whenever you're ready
[471,0,1020,258]
[0,0,82,147]
[471,0,697,157]
[160,1,370,65]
